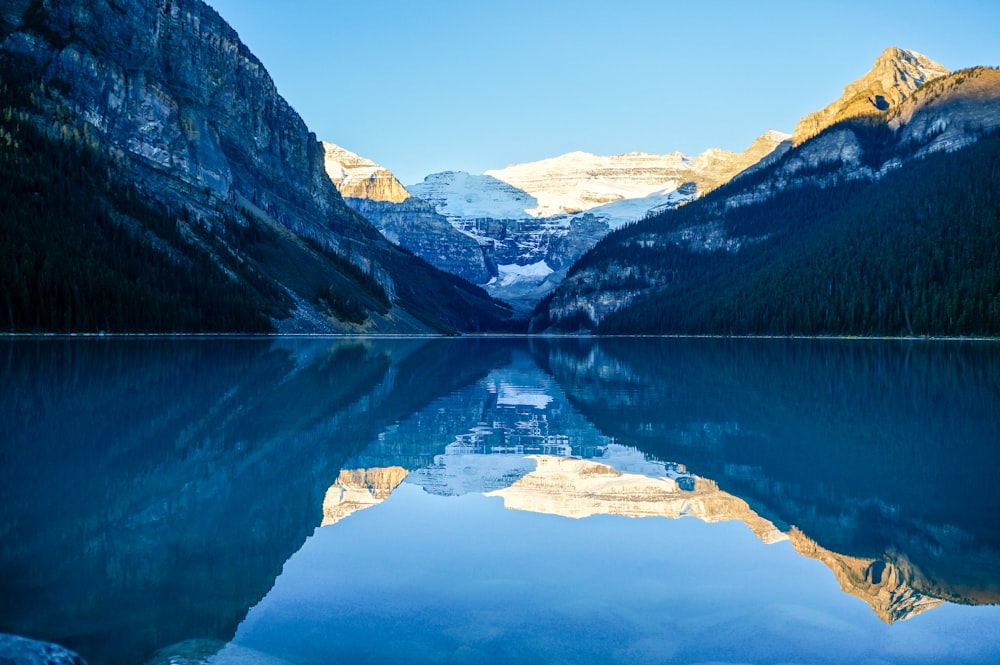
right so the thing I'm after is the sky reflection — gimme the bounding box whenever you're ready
[223,478,1000,665]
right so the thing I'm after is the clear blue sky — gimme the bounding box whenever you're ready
[204,0,1000,185]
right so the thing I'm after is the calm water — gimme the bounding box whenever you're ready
[1,336,999,664]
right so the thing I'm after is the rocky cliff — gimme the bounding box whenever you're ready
[344,196,496,284]
[791,46,949,145]
[323,142,410,203]
[0,0,516,333]
[3,0,372,243]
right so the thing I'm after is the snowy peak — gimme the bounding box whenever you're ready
[792,46,949,145]
[485,150,691,217]
[322,142,410,203]
[483,131,790,218]
[406,171,538,221]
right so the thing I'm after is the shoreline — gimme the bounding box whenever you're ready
[1,332,999,342]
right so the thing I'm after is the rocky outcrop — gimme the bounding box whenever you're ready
[322,467,409,526]
[789,528,944,623]
[345,196,496,284]
[323,142,410,203]
[791,46,949,145]
[0,634,86,665]
[3,0,376,243]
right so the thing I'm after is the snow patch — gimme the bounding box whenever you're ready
[496,261,553,287]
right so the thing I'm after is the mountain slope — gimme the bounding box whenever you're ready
[533,65,1000,336]
[0,0,518,334]
[321,145,496,284]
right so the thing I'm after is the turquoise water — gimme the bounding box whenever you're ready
[2,337,998,664]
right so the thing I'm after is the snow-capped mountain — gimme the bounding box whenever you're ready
[406,171,607,306]
[320,118,787,311]
[483,131,791,219]
[395,131,790,308]
[407,171,539,221]
[409,130,790,231]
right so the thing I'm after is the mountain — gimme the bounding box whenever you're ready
[532,59,1000,336]
[390,132,789,309]
[791,46,949,144]
[0,0,518,334]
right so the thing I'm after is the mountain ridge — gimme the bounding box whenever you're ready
[791,46,950,145]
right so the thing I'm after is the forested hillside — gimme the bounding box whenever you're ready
[0,100,281,333]
[589,132,1000,336]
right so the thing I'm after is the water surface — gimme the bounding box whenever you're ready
[1,337,998,664]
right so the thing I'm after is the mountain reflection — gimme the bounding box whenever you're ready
[2,337,999,665]
[0,337,515,665]
[314,337,1000,626]
[533,337,1000,610]
[322,446,945,624]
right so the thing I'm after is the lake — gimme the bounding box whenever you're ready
[1,336,999,664]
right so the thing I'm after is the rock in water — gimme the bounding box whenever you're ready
[0,634,87,665]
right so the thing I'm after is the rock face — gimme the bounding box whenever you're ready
[890,66,1000,154]
[3,0,371,242]
[345,196,496,284]
[319,143,499,286]
[323,142,410,203]
[791,46,949,145]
